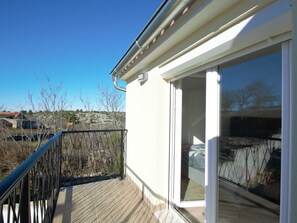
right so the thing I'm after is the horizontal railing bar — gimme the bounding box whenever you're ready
[61,174,121,187]
[0,131,63,202]
[222,137,281,141]
[260,137,281,141]
[62,129,127,134]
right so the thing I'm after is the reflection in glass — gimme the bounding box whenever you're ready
[218,46,281,223]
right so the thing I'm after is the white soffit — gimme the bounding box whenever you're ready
[120,0,241,81]
[159,0,292,80]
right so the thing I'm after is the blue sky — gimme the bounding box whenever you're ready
[0,0,163,111]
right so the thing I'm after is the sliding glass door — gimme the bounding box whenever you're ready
[218,45,282,222]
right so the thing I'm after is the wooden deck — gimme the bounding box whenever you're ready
[53,179,185,223]
[53,178,279,223]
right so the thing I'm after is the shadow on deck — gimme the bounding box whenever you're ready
[53,179,160,223]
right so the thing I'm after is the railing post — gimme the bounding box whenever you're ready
[120,130,125,180]
[246,149,248,190]
[20,174,30,223]
[59,134,62,188]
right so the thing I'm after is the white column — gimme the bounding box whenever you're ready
[288,1,297,222]
[173,80,183,204]
[205,67,220,223]
[280,41,291,223]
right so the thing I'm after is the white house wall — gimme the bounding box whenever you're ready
[125,67,170,207]
[120,0,294,221]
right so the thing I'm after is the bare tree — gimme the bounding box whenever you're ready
[247,80,276,108]
[0,125,32,175]
[27,76,69,149]
[0,76,70,177]
[222,80,279,112]
[98,85,125,129]
[235,86,252,110]
[78,93,95,130]
[221,90,236,111]
[79,92,94,112]
[28,75,68,133]
[0,107,33,176]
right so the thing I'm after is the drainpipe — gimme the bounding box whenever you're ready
[110,0,193,91]
[112,73,126,92]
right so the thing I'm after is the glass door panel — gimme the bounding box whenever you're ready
[180,76,206,202]
[173,74,206,223]
[218,45,281,222]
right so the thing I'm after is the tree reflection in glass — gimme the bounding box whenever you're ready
[218,46,281,223]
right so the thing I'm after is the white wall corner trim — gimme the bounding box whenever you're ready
[280,41,291,223]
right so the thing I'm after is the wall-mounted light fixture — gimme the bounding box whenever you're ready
[138,73,148,83]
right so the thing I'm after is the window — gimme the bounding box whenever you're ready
[218,45,282,222]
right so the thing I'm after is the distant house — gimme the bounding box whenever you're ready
[0,119,12,128]
[0,112,24,119]
[110,1,296,222]
[0,112,36,129]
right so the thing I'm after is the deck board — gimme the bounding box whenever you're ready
[53,179,159,223]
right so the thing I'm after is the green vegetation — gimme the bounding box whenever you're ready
[0,175,6,182]
[62,111,80,124]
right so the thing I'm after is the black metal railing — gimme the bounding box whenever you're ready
[0,129,127,223]
[0,131,62,223]
[61,130,126,186]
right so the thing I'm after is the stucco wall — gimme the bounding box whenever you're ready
[125,67,170,206]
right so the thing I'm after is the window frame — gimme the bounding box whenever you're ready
[169,41,291,223]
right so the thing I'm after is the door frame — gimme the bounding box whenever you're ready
[169,41,291,222]
[169,73,214,209]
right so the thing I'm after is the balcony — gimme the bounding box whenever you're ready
[0,129,161,223]
[0,129,281,223]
